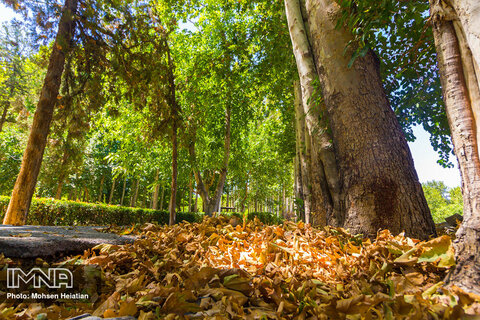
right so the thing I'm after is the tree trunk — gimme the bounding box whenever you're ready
[120,176,126,206]
[188,174,193,212]
[2,0,78,225]
[98,174,105,203]
[294,80,309,222]
[194,190,198,212]
[108,178,116,204]
[160,186,165,211]
[302,0,435,239]
[84,187,89,203]
[152,169,160,209]
[0,102,9,133]
[169,121,178,225]
[166,42,179,226]
[285,0,341,226]
[430,0,480,295]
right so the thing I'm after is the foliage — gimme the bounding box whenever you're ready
[0,126,23,194]
[2,218,479,318]
[422,181,463,223]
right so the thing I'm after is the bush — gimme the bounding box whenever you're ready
[0,196,202,226]
[0,196,282,226]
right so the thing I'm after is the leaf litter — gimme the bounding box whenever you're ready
[1,216,479,319]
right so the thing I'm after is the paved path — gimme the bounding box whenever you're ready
[0,225,135,258]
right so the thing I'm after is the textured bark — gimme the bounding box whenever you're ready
[303,0,435,239]
[285,0,341,226]
[293,80,309,222]
[190,105,231,216]
[430,0,480,295]
[3,0,78,225]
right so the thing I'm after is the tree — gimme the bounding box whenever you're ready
[422,181,463,223]
[285,0,340,226]
[429,0,480,295]
[284,0,436,239]
[3,0,78,225]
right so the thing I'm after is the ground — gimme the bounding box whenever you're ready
[0,216,479,319]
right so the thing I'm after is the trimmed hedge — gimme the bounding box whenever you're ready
[0,196,202,226]
[0,196,283,226]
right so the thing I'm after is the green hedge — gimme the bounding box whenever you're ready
[0,196,283,226]
[0,196,202,226]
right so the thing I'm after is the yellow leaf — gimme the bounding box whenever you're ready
[118,300,137,317]
[103,309,117,318]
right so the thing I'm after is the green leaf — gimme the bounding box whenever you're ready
[418,235,455,267]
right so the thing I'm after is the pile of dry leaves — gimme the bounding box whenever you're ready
[1,216,480,319]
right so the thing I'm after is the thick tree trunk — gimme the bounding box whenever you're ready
[285,0,341,226]
[152,169,160,209]
[303,0,435,239]
[108,178,116,204]
[430,0,480,295]
[120,176,126,206]
[2,0,78,225]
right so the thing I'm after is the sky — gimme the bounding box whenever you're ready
[0,4,462,188]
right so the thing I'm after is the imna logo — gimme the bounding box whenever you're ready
[7,268,73,289]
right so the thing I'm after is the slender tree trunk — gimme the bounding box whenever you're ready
[302,0,435,239]
[165,41,179,225]
[294,80,309,222]
[194,190,198,212]
[152,169,160,209]
[98,174,105,203]
[160,186,165,211]
[3,0,78,225]
[0,102,9,133]
[108,178,116,204]
[84,187,89,203]
[188,174,193,212]
[430,0,480,295]
[169,122,178,225]
[120,176,126,206]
